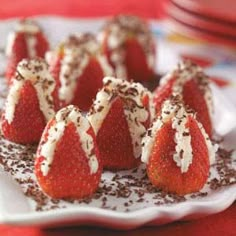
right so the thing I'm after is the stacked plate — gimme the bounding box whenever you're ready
[165,0,236,47]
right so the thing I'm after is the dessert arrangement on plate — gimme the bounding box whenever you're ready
[0,16,235,217]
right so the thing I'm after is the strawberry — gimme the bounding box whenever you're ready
[142,97,216,195]
[46,34,113,111]
[153,60,213,137]
[183,79,212,139]
[100,15,156,82]
[96,96,139,169]
[5,19,49,84]
[153,77,176,115]
[46,50,64,110]
[125,37,154,82]
[35,105,102,199]
[35,32,49,58]
[71,57,105,111]
[88,77,152,170]
[5,33,28,82]
[1,58,56,144]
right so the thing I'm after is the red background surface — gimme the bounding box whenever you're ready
[0,0,235,235]
[0,0,165,19]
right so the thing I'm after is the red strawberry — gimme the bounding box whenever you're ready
[5,19,49,84]
[153,60,213,137]
[125,37,154,82]
[46,34,112,111]
[5,33,28,82]
[46,49,64,110]
[100,15,156,81]
[35,105,102,199]
[142,98,216,195]
[1,58,56,144]
[183,79,212,138]
[153,77,176,115]
[35,33,49,58]
[96,96,139,169]
[88,77,152,170]
[71,57,105,111]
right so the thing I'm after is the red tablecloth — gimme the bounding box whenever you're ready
[0,1,235,235]
[0,204,235,236]
[0,0,165,19]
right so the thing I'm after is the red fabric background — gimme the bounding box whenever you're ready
[0,0,165,19]
[0,204,235,236]
[0,0,235,235]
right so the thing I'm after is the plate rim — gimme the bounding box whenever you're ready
[0,184,235,228]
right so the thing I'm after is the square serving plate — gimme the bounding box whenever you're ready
[0,16,235,229]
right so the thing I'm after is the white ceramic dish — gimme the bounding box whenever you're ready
[0,186,235,229]
[0,17,235,229]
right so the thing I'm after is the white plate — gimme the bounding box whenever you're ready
[0,16,235,229]
[0,186,235,229]
[0,141,235,229]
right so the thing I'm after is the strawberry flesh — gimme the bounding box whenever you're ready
[183,79,212,136]
[125,37,154,82]
[71,58,104,111]
[97,96,140,170]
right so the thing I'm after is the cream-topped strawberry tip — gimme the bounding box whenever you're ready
[88,76,152,158]
[98,15,155,78]
[6,19,41,57]
[64,33,100,54]
[16,19,40,33]
[47,33,113,104]
[4,58,55,124]
[160,60,213,117]
[142,96,217,173]
[39,105,99,176]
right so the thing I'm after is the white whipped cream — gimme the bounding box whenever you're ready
[40,105,99,176]
[16,19,40,34]
[4,58,56,124]
[59,48,89,103]
[195,120,218,165]
[26,35,37,58]
[97,54,113,77]
[172,105,193,173]
[88,76,151,158]
[4,79,23,123]
[5,32,16,57]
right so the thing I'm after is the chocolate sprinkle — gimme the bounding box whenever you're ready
[0,133,235,212]
[0,73,234,212]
